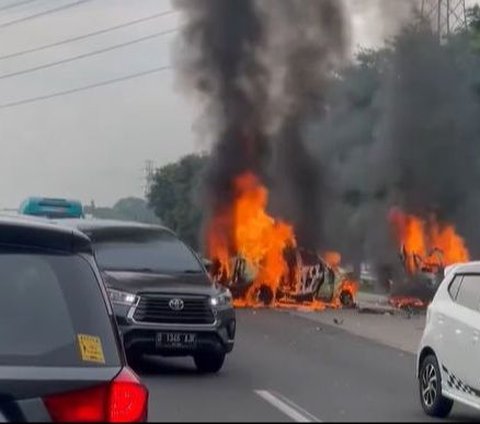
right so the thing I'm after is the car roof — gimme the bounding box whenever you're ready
[444,261,480,276]
[55,218,174,235]
[0,214,92,253]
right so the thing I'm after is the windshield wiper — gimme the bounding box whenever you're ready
[133,267,159,273]
[182,269,203,274]
[106,267,158,273]
[107,267,202,274]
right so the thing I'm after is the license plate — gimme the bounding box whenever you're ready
[156,333,197,349]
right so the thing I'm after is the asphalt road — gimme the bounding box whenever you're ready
[135,309,478,422]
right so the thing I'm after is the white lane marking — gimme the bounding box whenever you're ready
[255,390,321,422]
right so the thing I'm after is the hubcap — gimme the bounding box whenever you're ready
[421,363,438,408]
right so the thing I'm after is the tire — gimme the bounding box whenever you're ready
[194,352,226,374]
[257,285,274,306]
[339,290,354,308]
[419,354,453,418]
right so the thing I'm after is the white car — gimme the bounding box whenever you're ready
[417,261,480,417]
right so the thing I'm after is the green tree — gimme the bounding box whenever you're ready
[468,5,480,45]
[148,153,209,250]
[85,197,160,224]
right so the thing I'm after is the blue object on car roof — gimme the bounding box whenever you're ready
[19,197,84,219]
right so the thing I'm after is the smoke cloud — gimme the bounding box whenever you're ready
[371,24,480,257]
[174,0,348,253]
[266,0,348,251]
[174,0,480,293]
[346,0,416,48]
[310,18,480,288]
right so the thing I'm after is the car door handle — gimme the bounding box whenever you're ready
[437,314,445,324]
[473,331,480,343]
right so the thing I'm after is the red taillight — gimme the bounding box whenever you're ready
[44,385,106,422]
[44,367,148,423]
[108,368,148,422]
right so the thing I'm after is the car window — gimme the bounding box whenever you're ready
[448,275,463,300]
[454,274,480,312]
[0,249,120,367]
[91,228,203,274]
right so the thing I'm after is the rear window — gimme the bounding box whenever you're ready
[90,228,203,274]
[0,249,120,367]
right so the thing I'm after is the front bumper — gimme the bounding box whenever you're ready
[114,303,236,357]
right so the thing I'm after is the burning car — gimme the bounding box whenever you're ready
[388,246,445,310]
[387,208,470,310]
[204,172,358,310]
[209,247,357,309]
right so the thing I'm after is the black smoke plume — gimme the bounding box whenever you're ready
[174,0,480,297]
[311,17,480,291]
[266,0,348,251]
[174,0,270,252]
[174,0,348,253]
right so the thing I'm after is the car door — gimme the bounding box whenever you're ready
[432,274,463,379]
[444,274,480,396]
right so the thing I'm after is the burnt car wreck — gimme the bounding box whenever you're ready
[208,247,357,308]
[388,245,446,309]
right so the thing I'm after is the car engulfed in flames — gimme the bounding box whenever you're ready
[204,171,358,310]
[208,247,358,309]
[387,207,470,310]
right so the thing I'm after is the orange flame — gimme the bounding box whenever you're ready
[324,251,358,303]
[389,207,470,274]
[338,278,359,300]
[207,172,296,303]
[324,251,342,269]
[389,296,425,309]
[207,172,359,310]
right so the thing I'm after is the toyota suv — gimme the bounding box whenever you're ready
[417,261,480,418]
[60,219,236,373]
[0,216,148,422]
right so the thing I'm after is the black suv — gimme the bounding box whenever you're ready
[60,219,236,373]
[0,216,148,422]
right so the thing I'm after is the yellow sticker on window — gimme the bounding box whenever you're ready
[77,334,105,364]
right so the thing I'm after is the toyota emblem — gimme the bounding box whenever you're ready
[169,298,184,311]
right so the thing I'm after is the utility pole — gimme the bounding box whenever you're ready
[143,160,155,198]
[420,0,468,40]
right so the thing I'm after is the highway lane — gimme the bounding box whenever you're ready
[136,309,478,422]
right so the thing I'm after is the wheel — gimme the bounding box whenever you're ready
[194,352,226,373]
[339,290,354,308]
[419,354,453,418]
[257,285,274,306]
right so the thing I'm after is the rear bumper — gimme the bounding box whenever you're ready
[115,304,235,357]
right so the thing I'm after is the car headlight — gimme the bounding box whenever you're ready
[108,288,138,306]
[210,290,233,307]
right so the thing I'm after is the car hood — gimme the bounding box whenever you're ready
[102,270,220,296]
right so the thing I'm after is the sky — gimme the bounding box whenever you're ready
[0,0,478,209]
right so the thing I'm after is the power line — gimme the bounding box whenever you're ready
[0,9,176,61]
[0,65,172,110]
[0,0,92,30]
[0,28,177,81]
[0,0,41,13]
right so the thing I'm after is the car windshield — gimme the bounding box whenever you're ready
[0,249,120,367]
[91,228,203,274]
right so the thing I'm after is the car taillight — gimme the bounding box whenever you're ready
[44,367,148,423]
[108,368,148,422]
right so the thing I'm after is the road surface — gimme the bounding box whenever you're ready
[136,309,477,422]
